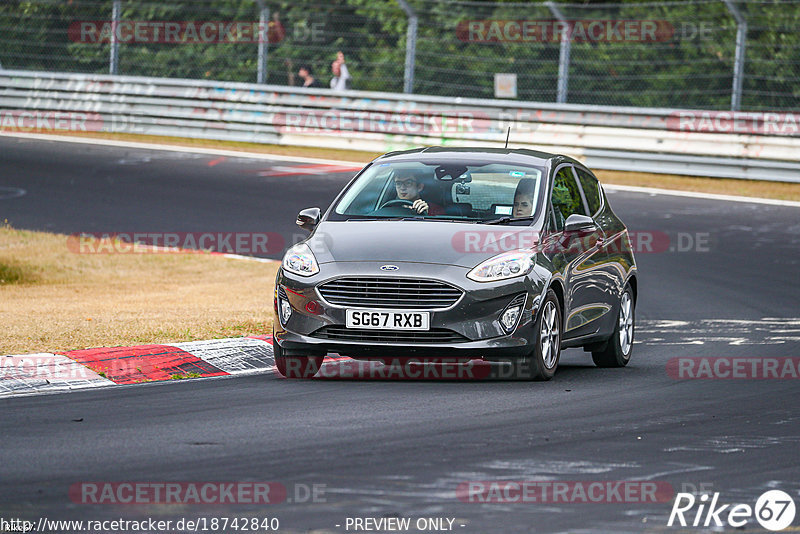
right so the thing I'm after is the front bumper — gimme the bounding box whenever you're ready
[274,261,545,360]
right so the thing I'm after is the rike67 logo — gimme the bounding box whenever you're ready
[668,490,796,531]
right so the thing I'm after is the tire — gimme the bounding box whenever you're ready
[511,289,562,381]
[592,285,635,368]
[273,330,324,379]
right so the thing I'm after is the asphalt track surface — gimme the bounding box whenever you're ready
[1,135,799,533]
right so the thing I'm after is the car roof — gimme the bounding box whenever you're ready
[372,146,579,168]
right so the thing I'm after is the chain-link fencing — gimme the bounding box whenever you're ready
[0,0,798,111]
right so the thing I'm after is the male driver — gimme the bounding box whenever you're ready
[393,173,444,215]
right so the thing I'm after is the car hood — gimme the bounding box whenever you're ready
[307,221,540,268]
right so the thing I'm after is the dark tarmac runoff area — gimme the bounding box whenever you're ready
[1,135,799,533]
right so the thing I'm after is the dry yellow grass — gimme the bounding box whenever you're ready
[0,225,278,354]
[43,131,383,163]
[40,131,800,201]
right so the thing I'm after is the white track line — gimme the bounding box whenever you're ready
[604,184,800,208]
[0,132,365,166]
[2,131,798,207]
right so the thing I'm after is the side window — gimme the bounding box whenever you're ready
[575,168,602,215]
[549,166,586,232]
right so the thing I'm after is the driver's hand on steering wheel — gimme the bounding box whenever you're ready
[406,199,429,214]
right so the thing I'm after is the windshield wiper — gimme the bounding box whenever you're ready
[482,216,536,225]
[415,217,467,222]
[347,216,466,222]
[346,217,405,221]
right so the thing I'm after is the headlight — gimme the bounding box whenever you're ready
[282,243,319,276]
[467,250,534,282]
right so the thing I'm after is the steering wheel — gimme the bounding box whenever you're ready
[379,199,414,210]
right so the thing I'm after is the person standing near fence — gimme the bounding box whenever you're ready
[330,51,352,91]
[298,65,322,88]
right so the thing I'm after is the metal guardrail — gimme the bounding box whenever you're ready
[584,150,800,183]
[1,70,799,182]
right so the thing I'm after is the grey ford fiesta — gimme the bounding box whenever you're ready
[273,147,638,380]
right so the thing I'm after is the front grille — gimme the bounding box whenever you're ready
[318,277,463,309]
[312,326,469,344]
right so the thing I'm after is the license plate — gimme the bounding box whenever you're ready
[345,309,430,330]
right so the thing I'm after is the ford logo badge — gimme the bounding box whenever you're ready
[380,265,399,271]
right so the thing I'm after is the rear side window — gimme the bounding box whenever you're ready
[549,166,586,232]
[575,168,602,215]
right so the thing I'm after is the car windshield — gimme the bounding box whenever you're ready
[332,161,546,223]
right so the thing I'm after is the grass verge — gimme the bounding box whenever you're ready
[594,170,800,202]
[0,224,277,355]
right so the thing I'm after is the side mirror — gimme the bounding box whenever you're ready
[564,214,597,233]
[296,207,321,232]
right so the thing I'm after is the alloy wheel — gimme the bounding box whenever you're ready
[618,292,634,355]
[540,300,560,369]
